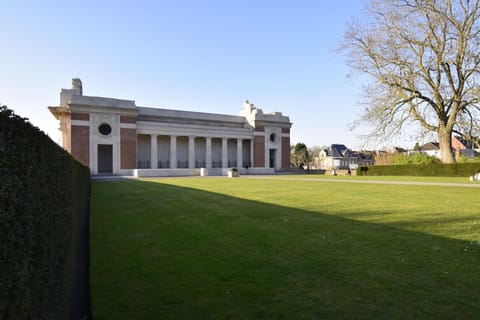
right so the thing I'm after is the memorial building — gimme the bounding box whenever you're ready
[49,79,292,176]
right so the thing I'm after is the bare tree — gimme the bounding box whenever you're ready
[340,0,480,163]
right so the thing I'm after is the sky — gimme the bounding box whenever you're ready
[1,0,419,150]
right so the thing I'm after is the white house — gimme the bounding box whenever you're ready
[315,144,357,170]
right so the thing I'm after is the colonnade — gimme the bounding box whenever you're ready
[137,134,253,170]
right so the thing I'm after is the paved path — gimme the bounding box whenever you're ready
[241,175,480,188]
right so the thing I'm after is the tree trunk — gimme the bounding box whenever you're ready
[438,127,455,163]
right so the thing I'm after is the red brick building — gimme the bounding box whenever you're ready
[49,79,292,176]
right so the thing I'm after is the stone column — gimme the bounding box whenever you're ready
[222,138,228,168]
[265,147,269,168]
[188,136,195,169]
[237,138,242,168]
[170,135,177,169]
[206,137,212,169]
[150,134,158,169]
[250,139,254,167]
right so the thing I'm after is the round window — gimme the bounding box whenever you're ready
[270,133,276,142]
[98,123,112,136]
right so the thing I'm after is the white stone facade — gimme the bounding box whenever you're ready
[49,79,292,176]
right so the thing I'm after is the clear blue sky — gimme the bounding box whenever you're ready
[0,0,416,149]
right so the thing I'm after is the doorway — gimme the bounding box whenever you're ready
[269,149,276,169]
[98,144,113,174]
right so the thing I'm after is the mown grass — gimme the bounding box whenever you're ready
[90,177,480,319]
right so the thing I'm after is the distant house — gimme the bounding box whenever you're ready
[387,146,408,154]
[315,144,357,170]
[352,150,375,166]
[416,138,478,159]
[452,136,478,158]
[373,147,408,165]
[418,142,441,158]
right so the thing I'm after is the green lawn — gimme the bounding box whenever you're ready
[90,177,480,319]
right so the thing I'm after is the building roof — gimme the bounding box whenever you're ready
[50,79,292,130]
[388,146,408,153]
[453,135,479,150]
[351,150,375,160]
[137,106,249,128]
[325,144,352,158]
[419,142,440,151]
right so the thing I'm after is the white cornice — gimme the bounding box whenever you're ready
[69,104,138,117]
[71,120,89,126]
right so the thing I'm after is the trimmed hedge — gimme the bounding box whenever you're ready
[0,106,90,319]
[357,162,480,177]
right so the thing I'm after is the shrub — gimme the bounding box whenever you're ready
[373,152,442,165]
[393,153,442,165]
[456,155,480,164]
[0,106,90,319]
[357,162,480,177]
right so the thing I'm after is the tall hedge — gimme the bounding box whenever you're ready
[357,163,480,177]
[0,106,90,319]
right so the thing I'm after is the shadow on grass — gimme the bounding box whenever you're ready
[90,179,479,320]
